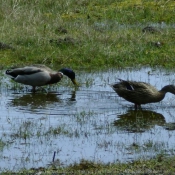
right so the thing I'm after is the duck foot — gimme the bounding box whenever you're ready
[31,87,48,93]
[134,104,142,110]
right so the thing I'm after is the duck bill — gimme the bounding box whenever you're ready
[71,79,78,85]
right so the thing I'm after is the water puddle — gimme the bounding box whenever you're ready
[0,67,175,171]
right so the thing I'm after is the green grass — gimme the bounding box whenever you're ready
[0,0,175,70]
[2,155,175,174]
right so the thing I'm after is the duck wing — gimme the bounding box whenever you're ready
[30,64,54,72]
[112,79,160,104]
[6,66,43,78]
[118,79,155,91]
[127,81,154,91]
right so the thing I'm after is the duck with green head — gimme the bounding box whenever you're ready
[111,78,175,109]
[6,64,78,92]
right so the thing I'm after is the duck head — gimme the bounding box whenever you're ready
[161,85,175,95]
[59,68,77,85]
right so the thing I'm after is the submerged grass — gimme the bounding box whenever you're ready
[0,139,6,151]
[45,125,72,137]
[0,0,175,70]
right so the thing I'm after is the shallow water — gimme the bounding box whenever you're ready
[0,67,175,171]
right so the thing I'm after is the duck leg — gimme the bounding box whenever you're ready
[134,104,142,110]
[138,104,142,110]
[32,86,36,93]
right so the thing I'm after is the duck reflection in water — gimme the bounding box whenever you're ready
[113,110,165,133]
[9,91,76,110]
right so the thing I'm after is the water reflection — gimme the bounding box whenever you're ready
[9,93,61,107]
[68,90,76,101]
[8,91,76,113]
[113,110,166,133]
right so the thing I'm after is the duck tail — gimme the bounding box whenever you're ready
[6,70,11,75]
[5,69,16,78]
[118,78,127,82]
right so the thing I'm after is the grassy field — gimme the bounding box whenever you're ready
[1,0,175,70]
[2,156,175,174]
[1,0,175,173]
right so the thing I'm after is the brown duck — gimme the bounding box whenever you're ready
[111,79,175,109]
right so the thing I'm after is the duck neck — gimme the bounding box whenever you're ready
[59,72,64,76]
[158,91,166,101]
[160,85,172,94]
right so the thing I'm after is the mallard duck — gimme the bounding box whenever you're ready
[110,79,175,109]
[6,64,77,92]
